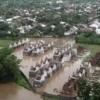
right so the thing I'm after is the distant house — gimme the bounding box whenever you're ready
[40,24,46,28]
[0,19,4,22]
[65,9,74,14]
[77,24,93,32]
[89,24,98,30]
[6,16,21,25]
[77,24,87,28]
[64,32,71,36]
[60,21,66,25]
[17,26,25,34]
[56,0,63,4]
[96,29,100,34]
[36,11,40,14]
[51,25,55,30]
[79,9,83,13]
[17,25,32,34]
[26,17,36,22]
[55,7,61,10]
[64,26,78,36]
[13,16,20,19]
[70,26,78,32]
[60,21,69,28]
[6,18,13,23]
[0,16,4,22]
[20,29,25,34]
[7,31,11,34]
[25,25,32,30]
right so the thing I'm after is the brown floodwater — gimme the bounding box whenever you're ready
[13,38,82,95]
[0,38,81,100]
[36,59,82,95]
[13,38,75,79]
[0,83,42,100]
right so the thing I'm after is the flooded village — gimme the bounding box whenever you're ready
[0,0,100,100]
[1,37,92,100]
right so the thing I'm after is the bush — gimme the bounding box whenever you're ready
[75,31,100,45]
[0,48,21,83]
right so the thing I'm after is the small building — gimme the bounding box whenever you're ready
[40,24,46,28]
[96,29,100,34]
[89,24,99,29]
[56,0,63,4]
[64,26,78,36]
[60,21,66,25]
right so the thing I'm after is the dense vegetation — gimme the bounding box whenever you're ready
[75,31,100,45]
[0,48,20,82]
[77,78,100,100]
[0,0,99,38]
[0,48,30,88]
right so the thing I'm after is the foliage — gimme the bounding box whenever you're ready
[10,25,19,38]
[77,78,100,100]
[0,39,13,47]
[15,74,30,89]
[53,24,65,37]
[77,78,87,97]
[0,48,21,83]
[0,22,10,37]
[92,82,100,100]
[0,22,9,31]
[75,31,100,45]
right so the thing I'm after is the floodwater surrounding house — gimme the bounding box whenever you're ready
[0,38,90,100]
[13,38,82,94]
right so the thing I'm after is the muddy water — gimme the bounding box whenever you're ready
[0,38,85,100]
[14,47,54,78]
[0,83,42,100]
[13,38,82,95]
[14,38,75,79]
[37,59,82,95]
[13,38,80,94]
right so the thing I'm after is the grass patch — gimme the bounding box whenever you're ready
[0,40,14,47]
[75,43,100,60]
[15,75,30,90]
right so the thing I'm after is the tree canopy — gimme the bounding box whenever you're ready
[0,48,21,83]
[77,78,100,100]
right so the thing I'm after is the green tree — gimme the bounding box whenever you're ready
[77,78,100,100]
[10,25,19,38]
[53,24,65,37]
[83,84,91,100]
[0,48,21,83]
[77,78,87,97]
[92,82,100,100]
[0,22,9,31]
